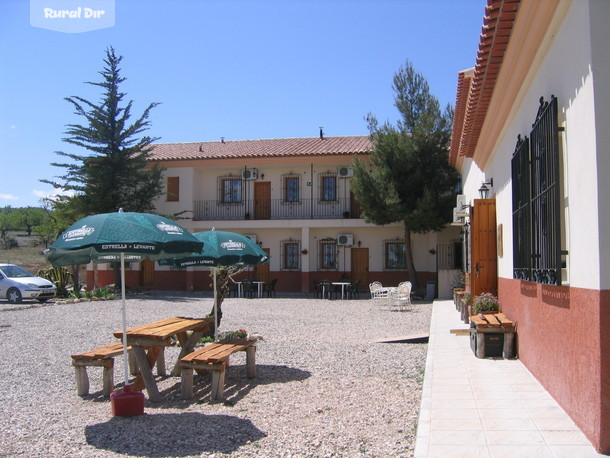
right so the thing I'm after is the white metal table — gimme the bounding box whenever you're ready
[332,282,351,299]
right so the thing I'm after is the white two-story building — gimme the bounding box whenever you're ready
[98,134,460,296]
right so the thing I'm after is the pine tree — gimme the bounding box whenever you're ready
[351,61,458,292]
[41,46,164,217]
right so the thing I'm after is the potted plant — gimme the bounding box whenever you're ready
[460,292,472,323]
[473,293,500,314]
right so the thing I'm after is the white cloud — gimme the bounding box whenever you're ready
[0,194,19,201]
[32,189,75,201]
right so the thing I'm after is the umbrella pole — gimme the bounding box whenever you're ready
[120,252,129,387]
[214,271,218,341]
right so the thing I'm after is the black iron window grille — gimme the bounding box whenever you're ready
[318,239,338,270]
[280,239,301,270]
[319,174,337,202]
[511,96,562,285]
[218,175,242,204]
[282,174,300,203]
[383,239,406,270]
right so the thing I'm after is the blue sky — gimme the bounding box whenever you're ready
[1,0,484,208]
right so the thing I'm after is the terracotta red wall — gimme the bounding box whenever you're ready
[499,277,610,454]
[88,269,435,295]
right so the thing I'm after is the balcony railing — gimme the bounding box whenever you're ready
[193,198,362,221]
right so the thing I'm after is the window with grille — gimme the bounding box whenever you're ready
[318,239,337,269]
[166,176,179,202]
[282,174,300,202]
[511,96,563,285]
[384,239,406,270]
[219,176,242,203]
[320,174,337,202]
[280,240,301,270]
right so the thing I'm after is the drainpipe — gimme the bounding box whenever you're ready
[310,163,314,219]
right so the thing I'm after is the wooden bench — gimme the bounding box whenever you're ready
[71,342,136,397]
[469,312,516,359]
[180,338,257,401]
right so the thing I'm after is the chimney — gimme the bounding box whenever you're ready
[198,144,203,152]
[221,137,225,143]
[319,127,324,140]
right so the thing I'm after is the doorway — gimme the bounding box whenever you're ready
[350,247,369,293]
[254,182,271,219]
[470,199,498,297]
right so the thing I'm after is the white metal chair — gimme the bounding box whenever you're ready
[391,281,412,311]
[369,281,384,300]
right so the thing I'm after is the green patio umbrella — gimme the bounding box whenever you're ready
[44,210,203,387]
[160,230,270,340]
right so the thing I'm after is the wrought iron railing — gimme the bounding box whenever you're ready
[193,197,362,221]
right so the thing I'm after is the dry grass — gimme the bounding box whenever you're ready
[0,232,50,273]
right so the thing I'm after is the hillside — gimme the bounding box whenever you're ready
[0,232,51,273]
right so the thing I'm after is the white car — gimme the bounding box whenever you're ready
[0,263,57,303]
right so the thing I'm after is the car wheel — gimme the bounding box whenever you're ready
[7,288,23,304]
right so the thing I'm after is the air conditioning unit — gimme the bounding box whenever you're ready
[456,194,467,208]
[242,168,258,180]
[455,194,469,217]
[337,233,354,246]
[337,166,353,178]
[451,208,465,226]
[245,234,257,244]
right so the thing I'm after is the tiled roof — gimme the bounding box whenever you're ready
[149,135,372,161]
[450,0,521,163]
[449,68,473,165]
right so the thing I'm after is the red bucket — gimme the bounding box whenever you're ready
[110,385,144,417]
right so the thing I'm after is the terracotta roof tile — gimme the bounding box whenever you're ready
[149,135,373,162]
[449,0,521,164]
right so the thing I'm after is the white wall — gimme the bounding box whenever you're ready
[477,0,603,290]
[154,167,195,217]
[590,0,610,289]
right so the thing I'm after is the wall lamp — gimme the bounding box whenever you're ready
[478,178,494,199]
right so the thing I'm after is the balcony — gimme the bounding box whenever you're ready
[193,197,362,221]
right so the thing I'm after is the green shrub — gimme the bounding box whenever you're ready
[199,336,214,344]
[219,329,249,340]
[37,266,73,298]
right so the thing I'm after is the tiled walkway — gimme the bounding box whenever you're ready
[414,299,604,457]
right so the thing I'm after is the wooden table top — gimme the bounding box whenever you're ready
[113,316,213,341]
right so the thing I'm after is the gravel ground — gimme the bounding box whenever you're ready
[0,292,432,457]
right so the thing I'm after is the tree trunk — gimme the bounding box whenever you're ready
[404,227,419,292]
[113,263,121,289]
[72,265,80,293]
[209,266,243,338]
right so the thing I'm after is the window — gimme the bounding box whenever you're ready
[281,240,301,270]
[511,96,563,285]
[384,239,406,269]
[282,174,300,202]
[166,176,179,202]
[320,174,337,201]
[318,240,337,269]
[220,177,242,203]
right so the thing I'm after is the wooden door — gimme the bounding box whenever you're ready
[254,182,271,219]
[470,199,497,297]
[140,259,155,287]
[253,248,270,284]
[350,247,369,292]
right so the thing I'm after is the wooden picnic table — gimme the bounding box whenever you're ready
[113,316,213,402]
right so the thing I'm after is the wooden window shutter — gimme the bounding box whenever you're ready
[167,176,179,202]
